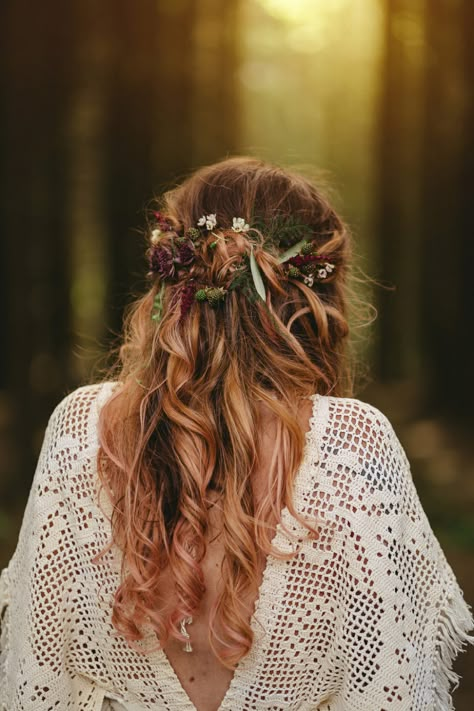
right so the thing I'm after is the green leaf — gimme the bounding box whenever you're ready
[250,247,266,301]
[228,267,250,291]
[151,283,165,322]
[278,238,308,264]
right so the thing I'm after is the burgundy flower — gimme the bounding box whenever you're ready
[149,245,175,279]
[288,253,328,268]
[179,282,197,320]
[177,240,195,266]
[288,254,313,267]
[153,211,173,232]
[288,255,304,267]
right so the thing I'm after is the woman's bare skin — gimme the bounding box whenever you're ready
[161,397,314,711]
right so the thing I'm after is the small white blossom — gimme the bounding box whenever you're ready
[151,229,161,245]
[198,213,217,231]
[206,213,217,230]
[317,268,328,279]
[325,262,335,273]
[232,217,250,233]
[303,275,314,287]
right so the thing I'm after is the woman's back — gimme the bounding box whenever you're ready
[2,382,472,710]
[161,395,316,711]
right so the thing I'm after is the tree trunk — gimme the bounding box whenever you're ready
[420,0,473,419]
[0,0,77,497]
[102,0,198,340]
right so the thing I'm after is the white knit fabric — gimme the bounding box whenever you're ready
[1,382,473,711]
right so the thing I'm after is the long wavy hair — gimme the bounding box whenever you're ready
[97,157,364,669]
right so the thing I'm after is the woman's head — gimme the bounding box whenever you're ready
[125,156,352,401]
[97,157,359,668]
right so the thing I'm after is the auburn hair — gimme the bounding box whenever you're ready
[97,156,362,669]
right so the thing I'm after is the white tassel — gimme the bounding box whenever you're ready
[432,585,474,710]
[0,569,10,703]
[180,616,193,653]
[0,569,9,611]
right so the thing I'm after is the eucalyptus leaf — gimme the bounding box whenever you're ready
[278,238,308,264]
[250,247,266,301]
[151,283,165,322]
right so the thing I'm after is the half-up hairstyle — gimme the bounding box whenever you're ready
[97,156,358,668]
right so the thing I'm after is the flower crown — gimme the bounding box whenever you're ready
[147,212,336,321]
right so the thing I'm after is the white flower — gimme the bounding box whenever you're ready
[198,213,217,231]
[206,213,217,230]
[232,217,250,233]
[303,275,314,287]
[325,262,335,273]
[317,268,328,279]
[151,229,161,245]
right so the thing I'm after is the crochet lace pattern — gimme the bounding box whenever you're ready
[1,383,473,710]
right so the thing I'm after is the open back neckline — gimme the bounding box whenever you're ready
[156,392,321,711]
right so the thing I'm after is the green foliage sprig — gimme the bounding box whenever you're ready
[151,283,165,322]
[251,215,314,248]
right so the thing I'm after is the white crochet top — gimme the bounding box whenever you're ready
[1,383,473,711]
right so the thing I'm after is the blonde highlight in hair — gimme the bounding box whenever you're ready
[97,157,365,669]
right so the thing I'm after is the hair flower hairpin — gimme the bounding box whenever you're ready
[197,214,217,231]
[280,240,336,284]
[148,212,337,324]
[232,217,250,233]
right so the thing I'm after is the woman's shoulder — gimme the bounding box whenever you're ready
[317,392,393,429]
[52,381,119,413]
[35,382,120,468]
[48,381,118,431]
[312,392,410,492]
[314,392,401,453]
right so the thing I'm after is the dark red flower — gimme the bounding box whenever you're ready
[179,282,197,320]
[288,254,314,267]
[177,241,195,266]
[288,255,304,267]
[288,253,328,268]
[153,211,173,232]
[149,245,175,279]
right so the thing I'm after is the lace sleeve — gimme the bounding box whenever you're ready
[0,385,110,711]
[380,414,474,710]
[342,404,474,710]
[315,398,474,710]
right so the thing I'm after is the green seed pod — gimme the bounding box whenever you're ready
[195,289,208,302]
[186,227,200,241]
[301,241,315,255]
[206,287,227,306]
[287,266,301,278]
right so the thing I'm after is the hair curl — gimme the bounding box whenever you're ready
[97,156,369,668]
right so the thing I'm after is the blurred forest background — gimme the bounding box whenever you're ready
[0,0,473,704]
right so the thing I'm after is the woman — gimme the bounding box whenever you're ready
[1,157,473,711]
